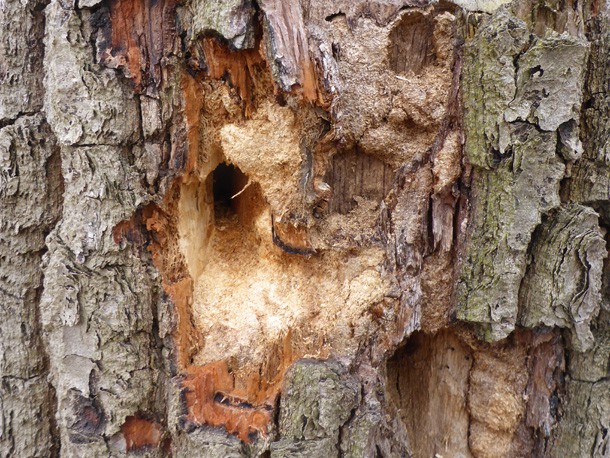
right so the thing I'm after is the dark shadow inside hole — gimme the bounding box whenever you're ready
[530,65,544,77]
[212,162,249,221]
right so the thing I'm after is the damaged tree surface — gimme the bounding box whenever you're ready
[1,0,609,457]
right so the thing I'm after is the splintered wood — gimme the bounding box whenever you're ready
[105,0,178,90]
[103,0,470,448]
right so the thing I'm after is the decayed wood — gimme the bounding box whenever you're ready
[1,0,609,456]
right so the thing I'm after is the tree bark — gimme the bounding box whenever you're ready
[0,0,608,457]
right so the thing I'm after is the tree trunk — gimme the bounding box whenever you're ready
[1,0,608,456]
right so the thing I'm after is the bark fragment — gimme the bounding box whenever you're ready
[0,114,61,457]
[520,204,607,351]
[270,360,360,457]
[458,8,589,341]
[0,1,46,123]
[0,2,62,455]
[183,0,257,50]
[44,3,140,146]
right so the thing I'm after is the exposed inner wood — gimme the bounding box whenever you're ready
[183,363,273,443]
[106,0,177,90]
[387,329,565,458]
[6,0,605,454]
[105,1,490,449]
[387,330,472,458]
[388,11,436,74]
[121,416,162,451]
[325,149,395,214]
[199,38,265,115]
[131,5,456,444]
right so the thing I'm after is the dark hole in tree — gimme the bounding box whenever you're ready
[530,65,544,77]
[212,162,249,221]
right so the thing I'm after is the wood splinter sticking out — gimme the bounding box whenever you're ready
[212,162,252,224]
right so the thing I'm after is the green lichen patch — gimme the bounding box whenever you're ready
[270,360,360,457]
[458,5,592,342]
[457,123,564,340]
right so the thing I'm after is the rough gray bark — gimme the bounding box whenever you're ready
[0,2,61,456]
[0,0,609,457]
[457,10,589,341]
